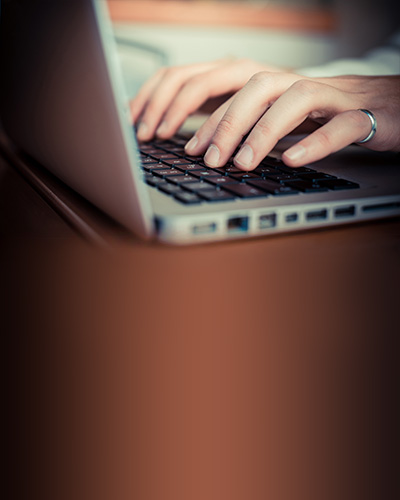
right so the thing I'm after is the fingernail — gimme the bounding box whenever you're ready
[204,144,220,167]
[156,121,168,137]
[284,144,306,162]
[137,122,148,140]
[185,135,198,153]
[235,144,254,169]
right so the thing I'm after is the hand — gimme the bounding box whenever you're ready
[130,58,282,141]
[183,73,400,170]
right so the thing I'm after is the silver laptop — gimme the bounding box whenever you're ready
[1,0,400,244]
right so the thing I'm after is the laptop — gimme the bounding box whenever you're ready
[1,0,399,244]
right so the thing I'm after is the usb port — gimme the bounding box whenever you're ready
[335,205,355,218]
[306,209,327,221]
[227,216,249,233]
[285,213,298,223]
[192,222,217,235]
[259,213,276,229]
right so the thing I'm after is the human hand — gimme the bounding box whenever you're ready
[130,58,282,141]
[183,73,400,170]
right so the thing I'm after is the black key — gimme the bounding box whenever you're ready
[139,143,159,151]
[152,168,184,177]
[175,163,205,172]
[229,172,260,182]
[247,179,299,195]
[170,137,188,146]
[163,158,200,166]
[198,189,236,202]
[259,156,284,167]
[253,165,282,176]
[167,175,198,185]
[190,170,221,179]
[160,146,186,154]
[146,176,168,187]
[284,180,328,193]
[277,165,316,174]
[266,174,301,182]
[223,184,269,198]
[183,154,205,161]
[158,183,183,195]
[205,176,240,186]
[141,157,162,165]
[141,148,166,155]
[298,172,336,181]
[182,181,217,192]
[174,192,202,204]
[149,152,180,160]
[215,166,242,175]
[319,179,359,190]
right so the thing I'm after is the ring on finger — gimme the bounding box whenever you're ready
[357,109,377,144]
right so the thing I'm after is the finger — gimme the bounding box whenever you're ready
[233,79,353,170]
[201,72,301,168]
[136,60,225,141]
[282,109,378,166]
[156,59,270,139]
[184,97,235,156]
[130,68,166,124]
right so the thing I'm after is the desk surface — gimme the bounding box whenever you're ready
[2,133,398,500]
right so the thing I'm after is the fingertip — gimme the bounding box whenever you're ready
[282,144,307,166]
[155,121,170,139]
[184,135,198,154]
[137,122,151,141]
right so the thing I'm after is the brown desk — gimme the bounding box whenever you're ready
[2,132,398,500]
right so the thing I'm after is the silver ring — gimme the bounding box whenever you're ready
[357,109,377,143]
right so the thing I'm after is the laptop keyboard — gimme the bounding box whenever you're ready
[139,136,359,204]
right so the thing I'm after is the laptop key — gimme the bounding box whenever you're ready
[246,179,299,195]
[142,157,162,165]
[175,163,205,172]
[204,176,240,186]
[253,166,282,176]
[198,189,236,202]
[223,184,269,198]
[284,180,328,192]
[298,172,337,181]
[163,158,201,166]
[265,174,302,182]
[215,166,242,175]
[158,183,183,195]
[190,170,221,179]
[146,176,168,187]
[174,192,203,204]
[277,165,316,174]
[152,168,184,177]
[320,179,360,190]
[149,152,181,160]
[229,172,260,182]
[182,181,217,192]
[167,175,198,185]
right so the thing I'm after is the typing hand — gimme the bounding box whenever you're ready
[130,58,281,142]
[183,73,400,169]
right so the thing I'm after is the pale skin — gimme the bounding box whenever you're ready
[130,58,400,170]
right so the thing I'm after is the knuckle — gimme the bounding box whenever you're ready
[314,128,333,150]
[249,71,272,86]
[216,115,237,136]
[290,79,321,98]
[184,74,206,89]
[255,120,274,138]
[346,109,369,129]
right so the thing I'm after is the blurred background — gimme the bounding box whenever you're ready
[107,0,399,96]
